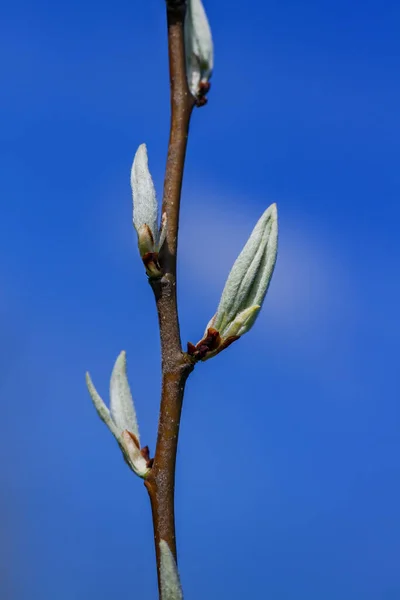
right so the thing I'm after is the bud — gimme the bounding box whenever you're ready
[86,351,151,477]
[131,144,167,277]
[159,540,183,600]
[188,203,278,361]
[184,0,213,105]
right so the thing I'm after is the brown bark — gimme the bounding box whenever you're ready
[144,1,196,596]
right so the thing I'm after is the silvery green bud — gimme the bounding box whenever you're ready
[188,203,278,361]
[159,540,183,600]
[86,351,151,478]
[184,0,213,106]
[131,144,167,277]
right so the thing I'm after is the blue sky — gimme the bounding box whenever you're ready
[1,1,399,598]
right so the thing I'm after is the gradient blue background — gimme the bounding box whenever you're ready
[1,1,399,598]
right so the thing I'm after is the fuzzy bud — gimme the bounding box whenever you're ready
[159,540,183,600]
[86,351,151,477]
[184,0,213,105]
[131,144,167,277]
[188,203,278,361]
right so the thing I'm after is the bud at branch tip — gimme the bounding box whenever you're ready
[184,0,213,106]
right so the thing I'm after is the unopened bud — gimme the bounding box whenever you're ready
[184,0,213,105]
[131,144,167,277]
[86,351,151,477]
[188,204,278,361]
[159,540,183,600]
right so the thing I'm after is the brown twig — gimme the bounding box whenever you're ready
[144,0,196,596]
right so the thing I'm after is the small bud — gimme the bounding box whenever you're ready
[221,304,261,339]
[159,540,183,600]
[86,351,151,478]
[136,223,155,257]
[131,144,167,277]
[188,204,278,361]
[184,0,213,104]
[120,430,150,475]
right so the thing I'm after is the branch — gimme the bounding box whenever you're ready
[144,0,195,596]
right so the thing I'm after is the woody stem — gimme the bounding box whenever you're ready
[144,0,195,596]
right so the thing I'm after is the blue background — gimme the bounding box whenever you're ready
[1,1,399,598]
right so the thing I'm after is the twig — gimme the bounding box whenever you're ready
[144,0,196,595]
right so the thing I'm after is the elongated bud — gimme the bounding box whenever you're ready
[86,351,151,478]
[184,0,213,106]
[131,144,158,243]
[131,144,167,278]
[159,540,183,600]
[188,204,278,361]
